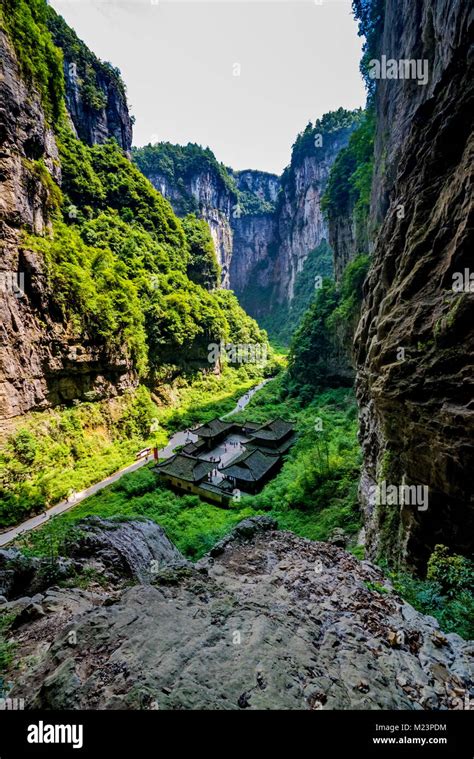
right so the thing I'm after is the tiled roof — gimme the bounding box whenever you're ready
[193,418,233,438]
[244,434,296,456]
[181,440,206,455]
[219,449,279,482]
[155,453,214,482]
[248,418,294,442]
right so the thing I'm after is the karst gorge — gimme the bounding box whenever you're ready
[0,0,473,715]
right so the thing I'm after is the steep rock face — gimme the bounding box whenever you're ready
[0,30,136,424]
[47,9,133,153]
[229,213,277,295]
[138,137,352,312]
[148,170,235,286]
[61,59,132,154]
[329,206,370,284]
[236,127,356,318]
[8,522,473,710]
[355,0,474,567]
[233,168,280,206]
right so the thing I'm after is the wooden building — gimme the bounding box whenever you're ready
[154,453,214,494]
[219,448,281,494]
[154,417,295,505]
[191,419,234,449]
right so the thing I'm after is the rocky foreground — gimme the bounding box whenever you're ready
[1,517,473,710]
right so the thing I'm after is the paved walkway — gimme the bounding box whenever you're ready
[0,378,273,547]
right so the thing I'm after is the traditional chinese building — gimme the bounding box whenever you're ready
[218,448,281,494]
[153,417,295,506]
[154,453,214,494]
[191,419,234,449]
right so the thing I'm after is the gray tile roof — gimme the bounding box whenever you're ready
[193,418,234,438]
[155,453,214,482]
[244,434,295,456]
[248,418,294,442]
[219,449,279,482]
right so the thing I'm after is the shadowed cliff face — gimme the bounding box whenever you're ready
[232,132,356,317]
[61,60,133,155]
[0,31,136,424]
[355,0,474,568]
[147,169,237,286]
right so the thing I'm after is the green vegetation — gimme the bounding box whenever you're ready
[133,143,279,218]
[50,133,269,379]
[289,108,363,168]
[151,362,279,435]
[182,214,221,290]
[352,0,385,94]
[231,170,279,215]
[47,6,127,102]
[389,546,474,640]
[321,108,375,249]
[0,0,64,124]
[15,467,260,561]
[0,387,160,528]
[0,0,273,533]
[262,241,334,345]
[132,142,238,216]
[234,378,362,541]
[2,0,269,386]
[13,376,361,560]
[286,255,370,395]
[280,108,363,203]
[0,364,276,530]
[0,613,16,673]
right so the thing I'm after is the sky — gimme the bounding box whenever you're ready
[49,0,366,175]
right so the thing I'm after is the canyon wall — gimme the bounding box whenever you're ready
[137,126,356,321]
[47,11,133,153]
[145,167,237,286]
[0,26,136,424]
[354,0,474,568]
[270,128,354,306]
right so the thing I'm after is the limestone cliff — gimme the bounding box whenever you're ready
[353,0,474,568]
[0,28,135,424]
[47,8,133,153]
[146,166,236,286]
[271,127,355,306]
[135,122,356,321]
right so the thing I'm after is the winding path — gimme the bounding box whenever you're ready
[0,379,273,547]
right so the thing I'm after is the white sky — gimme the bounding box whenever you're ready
[49,0,366,174]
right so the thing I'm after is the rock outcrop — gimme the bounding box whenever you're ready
[47,8,133,153]
[6,520,473,710]
[269,129,354,306]
[354,0,474,567]
[0,24,136,424]
[149,169,236,286]
[0,518,188,603]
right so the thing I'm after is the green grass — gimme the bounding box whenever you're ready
[0,365,271,530]
[14,467,262,561]
[234,377,362,541]
[13,374,362,560]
